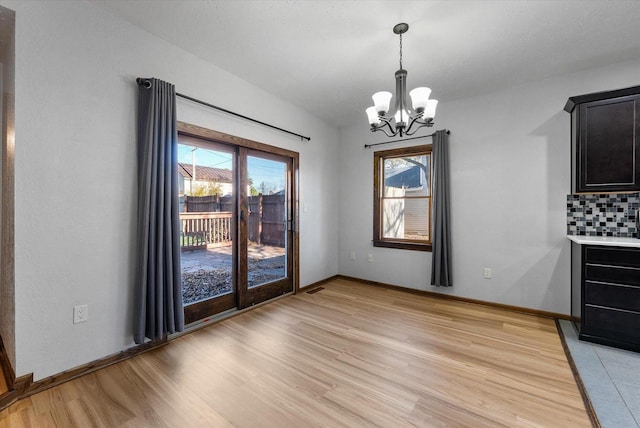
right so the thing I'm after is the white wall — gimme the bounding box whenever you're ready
[338,58,640,315]
[4,0,339,380]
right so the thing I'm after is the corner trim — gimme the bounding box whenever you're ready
[556,320,601,428]
[335,275,571,320]
[13,373,32,396]
[0,334,15,390]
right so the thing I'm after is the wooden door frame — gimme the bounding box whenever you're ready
[177,122,300,301]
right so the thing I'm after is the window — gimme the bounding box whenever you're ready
[373,145,432,251]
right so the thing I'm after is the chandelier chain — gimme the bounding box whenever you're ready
[399,33,403,69]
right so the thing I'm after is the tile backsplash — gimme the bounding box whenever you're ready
[567,193,639,237]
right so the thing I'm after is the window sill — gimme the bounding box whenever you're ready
[373,240,432,252]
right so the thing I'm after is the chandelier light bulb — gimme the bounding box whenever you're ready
[394,108,410,125]
[366,106,381,125]
[409,87,432,113]
[372,91,392,115]
[423,99,438,120]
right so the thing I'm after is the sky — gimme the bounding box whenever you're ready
[178,143,285,193]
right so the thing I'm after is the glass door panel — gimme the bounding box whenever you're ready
[247,155,287,288]
[238,150,293,309]
[179,140,236,324]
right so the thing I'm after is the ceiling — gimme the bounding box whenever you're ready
[91,0,640,129]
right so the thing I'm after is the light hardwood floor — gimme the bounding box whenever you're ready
[0,278,591,427]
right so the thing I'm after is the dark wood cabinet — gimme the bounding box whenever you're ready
[572,244,640,352]
[565,86,640,193]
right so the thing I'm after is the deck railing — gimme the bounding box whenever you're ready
[180,212,232,251]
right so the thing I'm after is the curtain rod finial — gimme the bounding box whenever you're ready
[136,78,152,89]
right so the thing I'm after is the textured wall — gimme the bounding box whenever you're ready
[4,0,339,380]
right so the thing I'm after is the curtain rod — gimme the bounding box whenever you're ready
[177,92,311,142]
[136,78,311,142]
[364,130,450,149]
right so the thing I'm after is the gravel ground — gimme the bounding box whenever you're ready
[182,269,232,305]
[182,254,286,305]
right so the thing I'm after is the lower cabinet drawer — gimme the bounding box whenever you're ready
[585,281,640,312]
[582,305,640,344]
[585,264,640,286]
[585,246,640,269]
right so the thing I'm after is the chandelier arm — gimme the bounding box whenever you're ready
[371,126,397,138]
[404,115,423,135]
[404,119,434,137]
[407,114,434,130]
[378,116,401,137]
[381,117,400,137]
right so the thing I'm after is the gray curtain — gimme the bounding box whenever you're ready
[134,78,184,344]
[431,129,452,286]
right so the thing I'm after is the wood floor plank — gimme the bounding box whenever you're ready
[0,279,591,427]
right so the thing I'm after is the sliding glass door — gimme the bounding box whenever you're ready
[179,132,297,324]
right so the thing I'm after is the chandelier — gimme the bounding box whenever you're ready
[365,23,438,137]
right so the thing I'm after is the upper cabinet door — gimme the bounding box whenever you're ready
[566,87,640,193]
[578,95,640,193]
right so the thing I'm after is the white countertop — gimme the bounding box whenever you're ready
[567,235,640,248]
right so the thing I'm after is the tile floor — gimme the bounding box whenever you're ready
[559,320,640,427]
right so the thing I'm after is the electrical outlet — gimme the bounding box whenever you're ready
[367,254,374,263]
[73,304,88,324]
[350,251,356,260]
[483,268,492,279]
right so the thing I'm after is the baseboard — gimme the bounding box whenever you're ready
[556,320,601,428]
[300,275,340,291]
[334,275,571,320]
[0,389,16,411]
[17,338,167,400]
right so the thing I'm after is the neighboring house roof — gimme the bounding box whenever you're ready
[178,163,232,183]
[385,165,422,189]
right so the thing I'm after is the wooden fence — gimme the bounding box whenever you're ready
[248,194,285,246]
[180,195,233,213]
[180,212,233,251]
[179,194,286,251]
